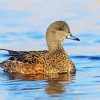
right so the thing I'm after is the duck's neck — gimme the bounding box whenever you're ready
[46,31,66,53]
[47,40,65,53]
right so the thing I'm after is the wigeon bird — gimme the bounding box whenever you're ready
[0,21,80,74]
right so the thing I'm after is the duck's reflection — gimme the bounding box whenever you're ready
[5,73,75,95]
[46,80,65,95]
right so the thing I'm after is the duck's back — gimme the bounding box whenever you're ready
[0,50,49,74]
[8,50,48,64]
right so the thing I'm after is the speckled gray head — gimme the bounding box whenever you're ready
[46,21,80,42]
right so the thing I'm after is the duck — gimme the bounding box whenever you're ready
[0,21,80,74]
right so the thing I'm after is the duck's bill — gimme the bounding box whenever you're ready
[67,33,80,41]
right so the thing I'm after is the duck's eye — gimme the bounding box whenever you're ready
[59,27,63,30]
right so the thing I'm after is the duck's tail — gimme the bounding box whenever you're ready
[0,49,20,55]
[0,62,2,66]
[0,62,3,68]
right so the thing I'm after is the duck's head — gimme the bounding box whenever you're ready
[46,21,80,42]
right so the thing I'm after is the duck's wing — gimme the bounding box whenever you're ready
[0,49,48,64]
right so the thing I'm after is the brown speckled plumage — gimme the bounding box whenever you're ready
[0,21,80,74]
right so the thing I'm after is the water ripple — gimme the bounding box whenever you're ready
[71,55,100,61]
[0,54,9,57]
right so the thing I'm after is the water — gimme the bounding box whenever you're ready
[0,0,100,100]
[0,56,100,100]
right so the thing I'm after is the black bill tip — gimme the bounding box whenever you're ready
[74,38,80,41]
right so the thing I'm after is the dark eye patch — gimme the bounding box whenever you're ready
[58,27,63,30]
